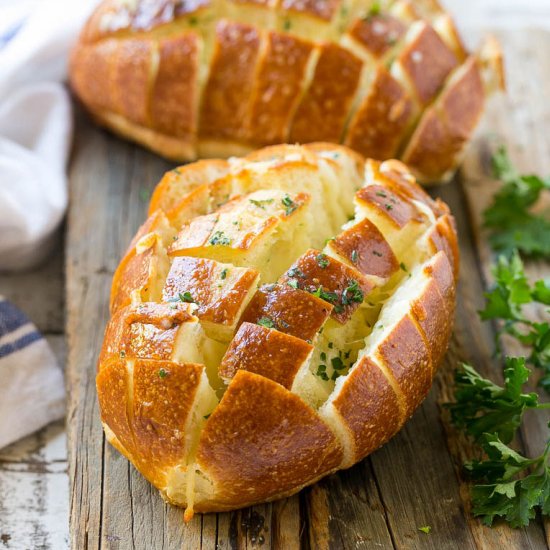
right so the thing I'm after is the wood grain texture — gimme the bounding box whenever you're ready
[66,30,550,550]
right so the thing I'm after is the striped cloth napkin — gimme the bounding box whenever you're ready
[0,296,64,449]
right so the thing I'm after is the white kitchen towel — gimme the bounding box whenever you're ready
[0,0,99,271]
[0,296,65,449]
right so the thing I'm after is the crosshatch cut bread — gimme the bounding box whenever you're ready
[97,143,459,518]
[70,0,504,183]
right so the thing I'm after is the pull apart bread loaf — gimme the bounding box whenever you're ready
[97,143,459,517]
[70,0,504,183]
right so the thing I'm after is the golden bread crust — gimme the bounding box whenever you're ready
[70,0,503,183]
[195,370,344,510]
[96,144,458,514]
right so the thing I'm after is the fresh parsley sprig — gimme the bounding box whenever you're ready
[483,146,550,258]
[479,252,550,391]
[447,358,545,444]
[464,434,550,528]
[447,147,550,529]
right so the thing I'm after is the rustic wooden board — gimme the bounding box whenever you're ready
[66,29,550,549]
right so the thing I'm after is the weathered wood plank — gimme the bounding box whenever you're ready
[0,419,69,550]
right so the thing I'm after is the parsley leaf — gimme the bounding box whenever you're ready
[209,231,232,246]
[341,279,364,306]
[465,435,550,528]
[257,317,275,329]
[249,198,274,209]
[480,252,550,391]
[483,147,550,258]
[281,194,298,216]
[316,253,330,269]
[447,359,540,443]
[168,291,196,304]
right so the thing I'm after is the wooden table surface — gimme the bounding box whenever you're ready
[1,22,549,550]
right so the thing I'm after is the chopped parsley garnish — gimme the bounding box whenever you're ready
[158,368,169,379]
[316,253,330,269]
[119,350,126,358]
[341,280,364,305]
[220,268,228,280]
[375,190,387,198]
[283,19,291,31]
[365,1,381,18]
[249,198,274,209]
[320,352,327,362]
[331,357,345,370]
[179,291,194,303]
[316,364,329,381]
[287,279,299,289]
[189,16,198,25]
[372,250,383,257]
[351,250,359,264]
[203,413,211,420]
[209,231,231,246]
[257,317,275,329]
[168,291,195,304]
[385,203,393,211]
[287,267,305,278]
[400,262,408,272]
[281,194,298,216]
[311,286,339,305]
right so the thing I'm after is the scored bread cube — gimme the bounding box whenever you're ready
[326,218,399,284]
[229,147,357,237]
[162,256,260,342]
[401,55,485,183]
[99,302,198,365]
[199,21,262,145]
[320,356,403,466]
[279,248,373,323]
[346,13,407,61]
[169,190,312,282]
[353,162,437,267]
[390,21,458,108]
[240,283,333,342]
[124,210,176,257]
[150,33,201,158]
[149,159,230,215]
[96,357,216,489]
[289,43,362,144]
[355,251,453,416]
[98,301,227,390]
[244,31,315,145]
[418,213,459,280]
[344,66,415,161]
[219,322,313,389]
[194,370,344,510]
[110,234,171,314]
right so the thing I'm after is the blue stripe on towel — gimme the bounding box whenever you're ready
[0,300,29,336]
[0,19,24,49]
[0,330,42,359]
